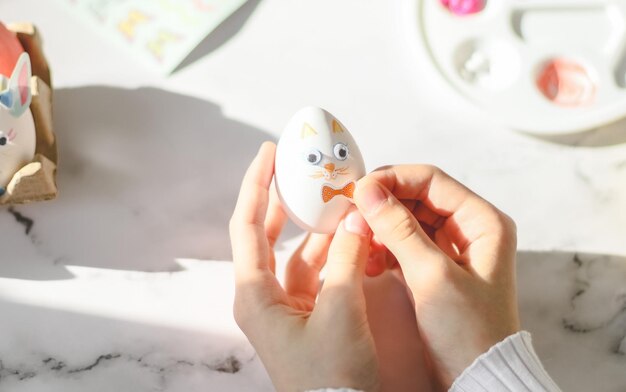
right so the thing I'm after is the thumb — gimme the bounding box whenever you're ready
[318,207,371,305]
[353,177,450,279]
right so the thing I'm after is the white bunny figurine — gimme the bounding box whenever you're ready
[0,52,36,197]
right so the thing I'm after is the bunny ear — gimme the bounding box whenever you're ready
[6,52,32,117]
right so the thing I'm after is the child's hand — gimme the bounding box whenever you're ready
[230,142,380,392]
[354,165,520,389]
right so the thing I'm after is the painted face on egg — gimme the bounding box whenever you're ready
[275,107,366,234]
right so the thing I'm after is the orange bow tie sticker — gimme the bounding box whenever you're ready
[322,182,355,203]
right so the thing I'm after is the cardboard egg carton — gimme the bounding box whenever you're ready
[0,23,57,205]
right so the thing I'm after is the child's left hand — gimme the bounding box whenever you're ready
[229,142,380,392]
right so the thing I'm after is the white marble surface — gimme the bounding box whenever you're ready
[1,0,626,391]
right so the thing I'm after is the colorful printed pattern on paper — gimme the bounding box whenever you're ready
[58,0,248,74]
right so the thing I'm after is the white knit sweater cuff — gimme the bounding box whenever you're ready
[450,331,561,392]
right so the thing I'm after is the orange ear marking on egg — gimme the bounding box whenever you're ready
[301,123,318,139]
[332,119,345,133]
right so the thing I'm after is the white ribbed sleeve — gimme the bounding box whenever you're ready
[450,331,561,392]
[309,331,560,392]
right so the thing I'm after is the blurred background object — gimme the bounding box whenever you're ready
[56,0,249,74]
[0,23,57,205]
[415,0,626,134]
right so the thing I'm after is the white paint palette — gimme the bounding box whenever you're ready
[416,0,626,134]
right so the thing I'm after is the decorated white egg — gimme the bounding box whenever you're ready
[275,107,366,233]
[0,52,36,197]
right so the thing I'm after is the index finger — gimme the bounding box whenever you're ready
[365,165,491,218]
[363,164,510,246]
[229,142,277,282]
[363,165,516,278]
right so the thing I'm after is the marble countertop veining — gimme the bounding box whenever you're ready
[1,0,626,391]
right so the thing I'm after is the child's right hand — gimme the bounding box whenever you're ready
[353,165,521,389]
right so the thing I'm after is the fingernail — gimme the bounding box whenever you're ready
[343,209,370,236]
[358,181,387,215]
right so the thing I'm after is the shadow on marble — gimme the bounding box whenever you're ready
[0,262,432,392]
[0,86,296,277]
[525,115,626,147]
[0,300,272,392]
[517,251,626,392]
[173,0,263,73]
[0,251,623,391]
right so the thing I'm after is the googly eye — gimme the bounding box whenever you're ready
[0,136,6,146]
[305,149,322,165]
[333,143,349,161]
